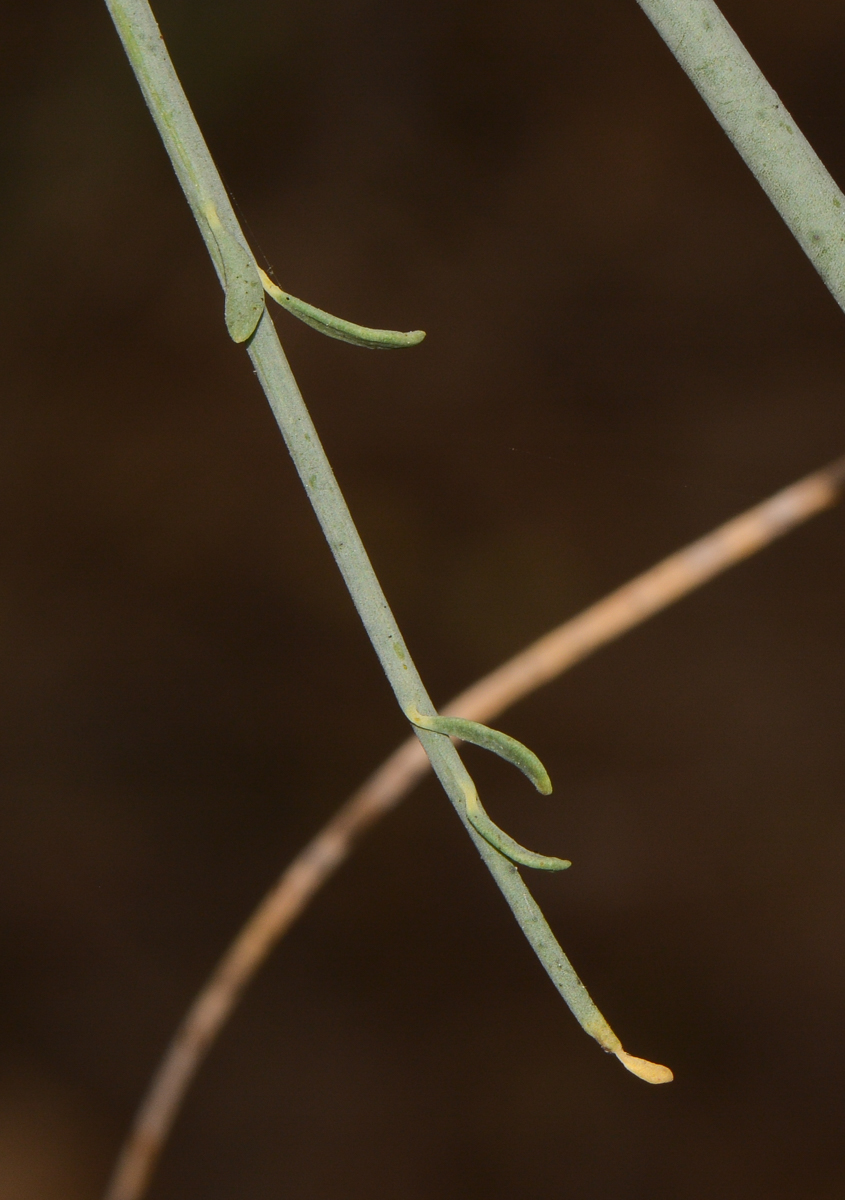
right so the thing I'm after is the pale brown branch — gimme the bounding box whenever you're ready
[104,457,845,1200]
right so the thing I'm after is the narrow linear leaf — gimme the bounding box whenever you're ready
[203,203,264,342]
[408,709,553,794]
[461,783,570,871]
[259,268,426,349]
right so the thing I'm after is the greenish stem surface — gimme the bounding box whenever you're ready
[105,0,263,340]
[103,0,627,1060]
[636,0,845,312]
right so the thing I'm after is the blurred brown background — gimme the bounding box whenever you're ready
[1,1,845,1197]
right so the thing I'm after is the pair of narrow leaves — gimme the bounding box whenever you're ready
[208,210,558,868]
[406,707,569,872]
[207,213,556,864]
[205,202,426,350]
[408,712,677,1086]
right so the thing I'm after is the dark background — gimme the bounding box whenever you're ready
[1,1,845,1197]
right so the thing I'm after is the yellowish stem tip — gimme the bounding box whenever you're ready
[615,1050,674,1085]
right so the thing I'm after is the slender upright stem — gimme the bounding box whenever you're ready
[99,0,845,1193]
[636,0,845,313]
[103,0,644,1104]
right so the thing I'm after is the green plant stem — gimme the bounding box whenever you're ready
[103,0,654,1075]
[636,0,845,311]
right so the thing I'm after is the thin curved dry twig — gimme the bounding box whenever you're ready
[104,456,845,1200]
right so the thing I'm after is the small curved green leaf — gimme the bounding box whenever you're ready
[259,268,426,350]
[203,203,265,343]
[463,783,570,872]
[407,709,553,794]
